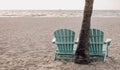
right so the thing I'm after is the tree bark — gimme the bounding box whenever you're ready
[74,0,94,64]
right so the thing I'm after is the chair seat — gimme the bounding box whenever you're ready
[90,51,106,56]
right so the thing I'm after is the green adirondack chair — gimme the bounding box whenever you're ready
[52,29,77,61]
[89,29,112,62]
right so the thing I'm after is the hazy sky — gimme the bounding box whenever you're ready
[0,0,120,10]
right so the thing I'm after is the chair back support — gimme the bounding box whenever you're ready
[89,29,104,55]
[54,29,75,53]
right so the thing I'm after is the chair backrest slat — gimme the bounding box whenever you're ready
[90,29,104,55]
[54,29,75,53]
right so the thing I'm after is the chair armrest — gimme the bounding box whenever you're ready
[52,38,56,44]
[104,38,112,46]
[75,38,79,44]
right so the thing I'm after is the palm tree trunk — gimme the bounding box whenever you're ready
[75,0,94,64]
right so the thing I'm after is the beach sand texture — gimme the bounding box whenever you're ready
[0,16,120,70]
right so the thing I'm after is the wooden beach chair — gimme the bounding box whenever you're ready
[52,29,77,61]
[89,29,112,62]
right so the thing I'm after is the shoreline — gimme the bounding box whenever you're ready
[0,16,120,18]
[0,10,120,17]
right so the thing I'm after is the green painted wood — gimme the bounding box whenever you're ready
[90,29,104,55]
[53,28,111,62]
[54,29,75,61]
[90,29,107,62]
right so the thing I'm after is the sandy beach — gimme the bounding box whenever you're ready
[0,17,120,70]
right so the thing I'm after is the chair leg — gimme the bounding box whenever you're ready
[107,47,109,57]
[54,53,57,60]
[103,54,107,62]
